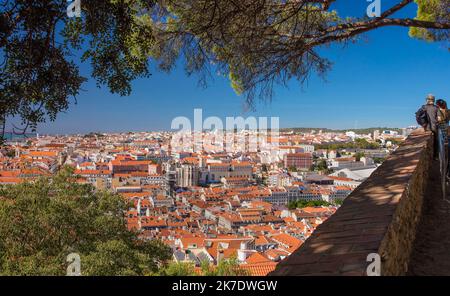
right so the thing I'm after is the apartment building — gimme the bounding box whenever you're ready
[283,153,313,171]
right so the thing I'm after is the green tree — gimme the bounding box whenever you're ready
[317,159,328,171]
[260,174,269,187]
[373,157,386,164]
[354,152,365,162]
[0,167,171,276]
[288,166,298,172]
[207,257,249,276]
[289,200,333,209]
[162,261,197,276]
[3,149,15,158]
[385,138,404,146]
[288,201,298,210]
[333,199,344,206]
[0,0,155,138]
[317,139,379,151]
[261,164,269,173]
[161,257,249,276]
[409,0,450,42]
[152,0,449,106]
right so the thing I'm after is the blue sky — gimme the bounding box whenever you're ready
[28,0,450,134]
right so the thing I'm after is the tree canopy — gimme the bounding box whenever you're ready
[288,199,333,210]
[0,167,171,275]
[1,0,449,140]
[316,138,380,150]
[161,257,249,276]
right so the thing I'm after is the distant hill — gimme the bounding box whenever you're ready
[280,127,403,134]
[3,132,37,140]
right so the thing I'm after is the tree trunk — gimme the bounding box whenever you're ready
[0,114,5,144]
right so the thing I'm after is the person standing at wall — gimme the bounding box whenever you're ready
[436,99,450,179]
[416,94,439,159]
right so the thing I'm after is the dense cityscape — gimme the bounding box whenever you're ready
[0,127,413,275]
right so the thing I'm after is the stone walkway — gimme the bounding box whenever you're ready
[408,159,450,275]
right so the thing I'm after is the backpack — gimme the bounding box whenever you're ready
[415,105,429,127]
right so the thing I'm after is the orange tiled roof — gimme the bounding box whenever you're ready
[240,262,277,276]
[0,177,23,184]
[120,192,149,198]
[111,160,152,166]
[180,237,206,249]
[74,169,111,175]
[302,207,331,214]
[0,171,20,177]
[271,233,303,253]
[28,151,58,157]
[328,176,354,182]
[245,252,272,264]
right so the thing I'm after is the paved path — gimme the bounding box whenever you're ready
[408,159,450,275]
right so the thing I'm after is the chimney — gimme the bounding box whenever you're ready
[137,199,141,213]
[216,249,224,265]
[237,249,247,263]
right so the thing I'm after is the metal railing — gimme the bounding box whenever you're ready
[438,125,448,200]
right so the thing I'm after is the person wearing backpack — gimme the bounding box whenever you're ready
[436,98,450,179]
[416,94,439,159]
[436,99,449,126]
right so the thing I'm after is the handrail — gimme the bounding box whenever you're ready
[437,125,448,200]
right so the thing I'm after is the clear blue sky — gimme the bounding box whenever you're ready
[31,0,450,134]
